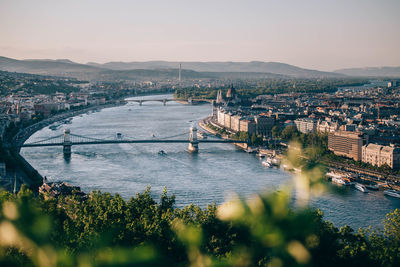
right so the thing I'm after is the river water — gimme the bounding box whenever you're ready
[21,94,400,229]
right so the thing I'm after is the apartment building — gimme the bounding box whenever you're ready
[328,131,366,161]
[294,118,317,134]
[255,116,275,137]
[362,143,400,169]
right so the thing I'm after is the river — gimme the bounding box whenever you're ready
[21,94,400,229]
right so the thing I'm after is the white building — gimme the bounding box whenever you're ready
[362,143,400,169]
[294,118,317,134]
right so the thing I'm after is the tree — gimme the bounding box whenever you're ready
[281,126,299,141]
[271,125,281,138]
[384,209,400,242]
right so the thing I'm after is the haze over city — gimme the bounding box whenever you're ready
[1,0,399,71]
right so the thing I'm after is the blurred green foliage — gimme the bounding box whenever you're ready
[0,183,400,267]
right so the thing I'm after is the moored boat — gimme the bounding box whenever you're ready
[384,189,400,198]
[197,132,207,139]
[245,148,257,153]
[271,157,280,166]
[261,160,272,168]
[354,183,368,193]
[327,172,351,186]
[49,124,60,130]
[365,184,379,191]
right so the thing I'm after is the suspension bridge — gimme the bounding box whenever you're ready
[18,127,247,156]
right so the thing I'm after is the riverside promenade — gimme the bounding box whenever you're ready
[198,116,248,150]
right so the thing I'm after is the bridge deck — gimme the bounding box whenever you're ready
[20,139,247,147]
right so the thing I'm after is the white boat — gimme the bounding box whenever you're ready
[327,172,351,186]
[197,132,207,139]
[354,183,368,193]
[332,177,351,186]
[281,164,289,170]
[271,157,280,166]
[262,160,272,168]
[384,189,400,198]
[245,148,257,153]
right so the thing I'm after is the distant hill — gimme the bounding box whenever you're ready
[0,56,342,80]
[334,66,400,77]
[88,60,341,78]
[0,56,102,80]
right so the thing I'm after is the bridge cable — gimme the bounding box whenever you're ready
[25,134,64,145]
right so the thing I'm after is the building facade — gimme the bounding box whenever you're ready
[240,120,256,136]
[362,143,400,169]
[255,116,275,137]
[328,131,366,161]
[317,120,338,133]
[294,118,317,134]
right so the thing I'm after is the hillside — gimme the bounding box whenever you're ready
[334,66,400,77]
[0,56,342,80]
[0,56,101,77]
[89,60,342,78]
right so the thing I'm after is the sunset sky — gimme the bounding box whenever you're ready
[1,0,399,71]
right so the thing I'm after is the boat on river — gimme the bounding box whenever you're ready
[197,132,207,139]
[261,160,272,168]
[245,148,257,153]
[354,183,368,193]
[384,189,400,198]
[327,172,351,186]
[49,124,61,130]
[365,184,379,191]
[158,150,167,156]
[271,157,280,166]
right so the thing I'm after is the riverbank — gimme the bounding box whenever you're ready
[13,100,127,148]
[1,99,128,191]
[198,116,248,150]
[198,116,400,191]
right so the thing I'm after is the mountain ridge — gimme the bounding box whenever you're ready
[334,66,400,77]
[0,56,345,80]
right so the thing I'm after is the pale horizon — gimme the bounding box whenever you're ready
[1,0,399,71]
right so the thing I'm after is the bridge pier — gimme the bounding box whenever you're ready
[163,99,166,106]
[139,100,142,106]
[188,126,199,153]
[188,141,198,153]
[63,129,72,157]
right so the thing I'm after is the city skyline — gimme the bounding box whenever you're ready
[1,0,399,71]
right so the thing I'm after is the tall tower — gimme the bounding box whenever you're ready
[216,90,223,104]
[178,63,182,82]
[188,126,199,153]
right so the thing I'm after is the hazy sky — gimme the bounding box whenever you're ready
[1,0,399,71]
